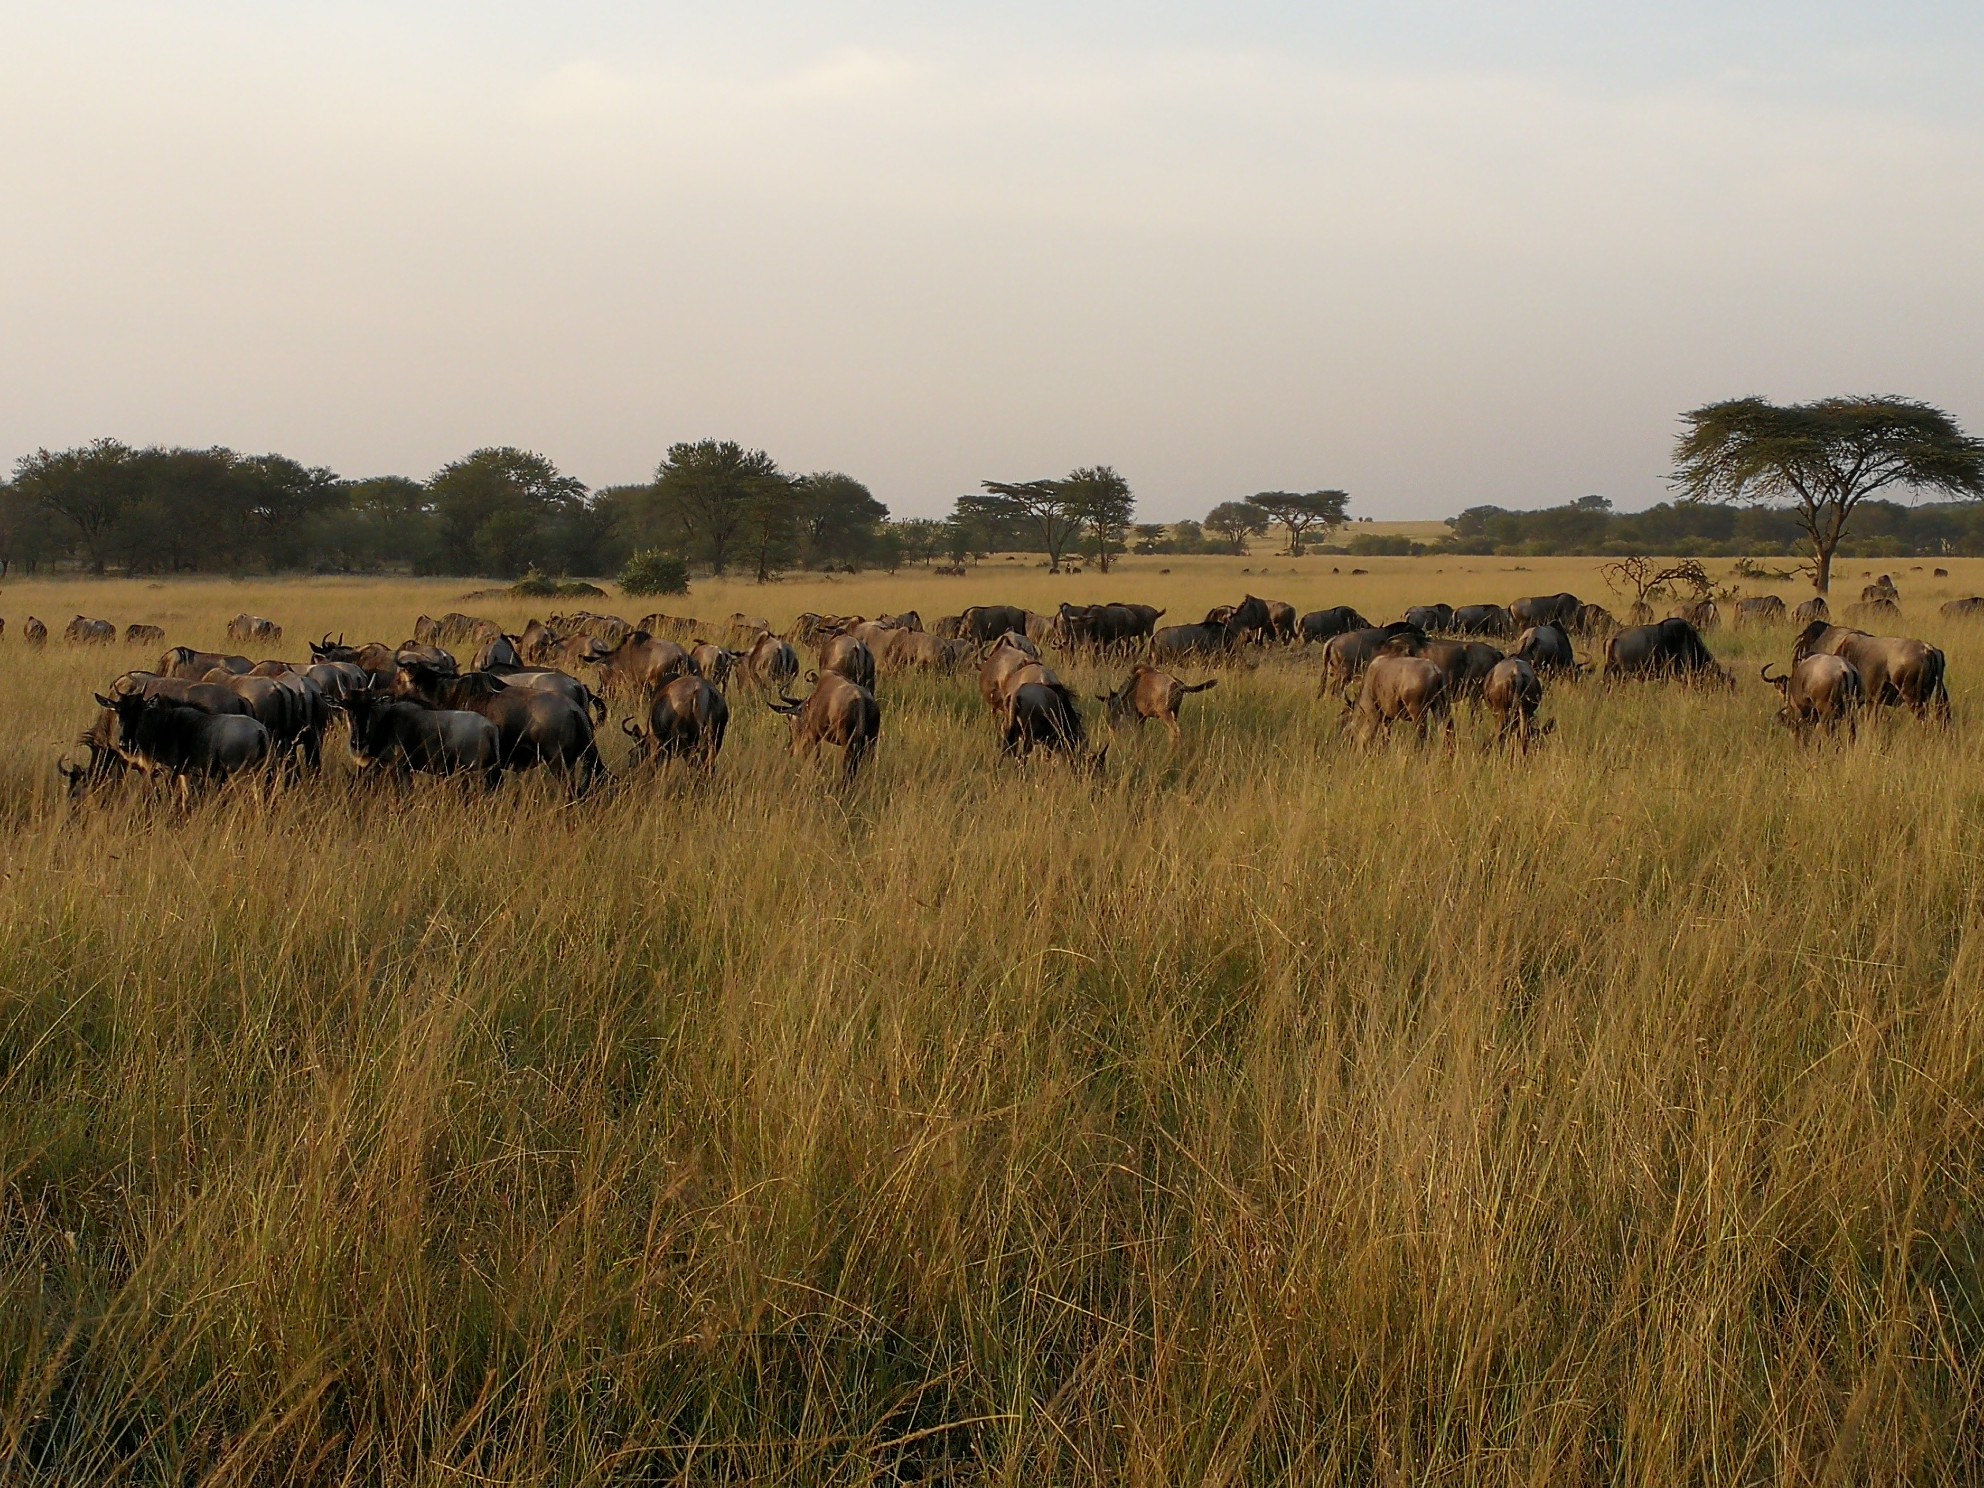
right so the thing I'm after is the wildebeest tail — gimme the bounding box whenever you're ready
[1179,678,1218,694]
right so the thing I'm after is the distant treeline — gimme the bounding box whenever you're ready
[1442,495,1984,559]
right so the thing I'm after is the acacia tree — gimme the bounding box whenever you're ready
[1245,488,1349,555]
[958,478,1083,571]
[653,440,787,577]
[1204,500,1269,554]
[1674,396,1984,594]
[1061,465,1134,573]
[12,438,140,573]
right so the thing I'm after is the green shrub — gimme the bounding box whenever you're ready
[619,550,690,597]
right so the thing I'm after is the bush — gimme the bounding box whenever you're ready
[510,570,607,598]
[618,550,690,597]
[1347,533,1414,556]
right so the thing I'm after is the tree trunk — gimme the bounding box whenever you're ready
[1813,542,1833,595]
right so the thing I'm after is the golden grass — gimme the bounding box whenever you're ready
[3,555,1983,1484]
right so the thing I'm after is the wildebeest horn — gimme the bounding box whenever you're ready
[620,719,643,739]
[1760,662,1785,688]
[93,692,115,708]
[56,754,81,781]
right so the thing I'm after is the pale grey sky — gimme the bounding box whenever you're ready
[4,2,1982,518]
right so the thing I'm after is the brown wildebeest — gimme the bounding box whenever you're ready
[593,631,697,700]
[1510,593,1583,630]
[1793,597,1829,626]
[1346,653,1453,745]
[392,663,606,789]
[622,675,729,768]
[1791,621,1948,720]
[1513,624,1581,678]
[1483,658,1547,751]
[1939,597,1984,621]
[725,612,772,645]
[1762,657,1865,740]
[1672,598,1719,630]
[1097,665,1217,744]
[787,613,857,646]
[817,633,876,691]
[23,616,48,647]
[1404,604,1454,634]
[1415,638,1505,704]
[1733,596,1786,626]
[227,613,282,644]
[1846,596,1902,626]
[1572,602,1617,638]
[159,645,252,679]
[1320,623,1424,693]
[123,623,166,647]
[636,612,706,643]
[742,632,799,694]
[414,612,495,646]
[1452,604,1516,638]
[978,633,1050,712]
[768,672,881,781]
[690,642,738,692]
[65,616,115,644]
[892,632,972,672]
[549,611,633,647]
[958,604,1030,643]
[1860,575,1899,604]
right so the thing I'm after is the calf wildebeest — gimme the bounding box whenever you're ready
[1793,597,1830,626]
[344,690,502,789]
[1404,603,1455,634]
[1097,665,1217,744]
[1483,657,1547,751]
[742,632,800,694]
[227,613,282,644]
[123,623,166,647]
[1320,623,1425,693]
[393,663,605,788]
[1451,604,1516,638]
[1733,595,1787,626]
[593,631,697,700]
[1001,678,1094,761]
[1672,598,1719,630]
[94,689,271,794]
[622,675,729,769]
[1513,623,1580,677]
[1940,596,1984,621]
[817,633,877,691]
[65,616,115,645]
[769,672,881,781]
[1791,621,1948,720]
[1762,657,1865,740]
[1346,653,1453,746]
[159,645,252,679]
[1510,593,1584,630]
[1605,619,1733,685]
[23,616,47,647]
[958,604,1031,643]
[1299,606,1370,643]
[690,642,738,692]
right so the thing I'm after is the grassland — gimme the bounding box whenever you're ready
[3,553,1983,1484]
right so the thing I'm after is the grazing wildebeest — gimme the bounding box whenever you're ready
[1605,619,1732,685]
[1053,602,1167,652]
[958,604,1031,643]
[1097,665,1217,744]
[1151,599,1265,662]
[95,689,271,795]
[1451,604,1516,638]
[1860,576,1899,604]
[1762,657,1865,740]
[1510,593,1583,630]
[1791,621,1948,720]
[551,611,634,648]
[690,642,738,692]
[742,632,800,694]
[1346,653,1453,746]
[227,613,282,644]
[817,633,877,691]
[622,675,729,768]
[1672,599,1719,630]
[65,616,115,645]
[1001,679,1093,760]
[1846,596,1902,626]
[636,612,706,643]
[593,631,698,700]
[1513,623,1580,677]
[393,663,605,787]
[892,632,973,672]
[979,633,1052,712]
[1733,596,1787,626]
[159,645,252,679]
[1793,597,1830,626]
[23,617,47,647]
[1404,603,1455,634]
[768,672,881,780]
[1415,638,1505,703]
[1940,597,1984,621]
[419,612,502,647]
[123,623,166,647]
[1572,602,1617,638]
[1320,623,1425,693]
[1299,606,1369,643]
[1483,658,1547,750]
[1261,600,1298,644]
[343,690,502,789]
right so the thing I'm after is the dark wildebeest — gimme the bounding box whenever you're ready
[94,689,271,795]
[742,632,800,694]
[1605,619,1733,685]
[473,633,523,671]
[159,645,252,679]
[1452,604,1516,639]
[344,690,502,789]
[769,672,881,781]
[622,675,729,769]
[1672,599,1719,630]
[1052,602,1166,652]
[690,642,738,692]
[227,614,282,645]
[1791,621,1948,721]
[931,615,964,639]
[1513,623,1581,678]
[308,637,403,687]
[65,616,115,645]
[1346,653,1453,746]
[1733,596,1786,627]
[1001,679,1094,761]
[816,633,877,691]
[305,659,371,704]
[1415,638,1505,704]
[1510,593,1583,630]
[1320,623,1425,693]
[1793,597,1829,626]
[1097,665,1217,744]
[1483,658,1548,751]
[123,623,166,647]
[392,663,605,787]
[958,605,1031,643]
[593,631,697,700]
[24,617,47,647]
[1762,657,1865,740]
[394,643,460,675]
[1150,598,1265,662]
[1299,606,1369,643]
[1404,603,1455,634]
[1940,597,1984,621]
[204,667,327,770]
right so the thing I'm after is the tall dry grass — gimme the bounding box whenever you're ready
[2,556,1983,1484]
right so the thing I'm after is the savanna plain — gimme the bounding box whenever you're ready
[4,553,1984,1485]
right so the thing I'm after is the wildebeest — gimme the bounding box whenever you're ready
[891,631,973,672]
[392,663,605,787]
[1791,621,1948,720]
[1260,599,1298,644]
[1604,619,1732,685]
[622,675,729,769]
[65,616,115,645]
[593,631,697,700]
[1415,638,1505,703]
[1483,658,1547,750]
[636,612,706,643]
[23,617,47,647]
[1299,606,1369,643]
[159,645,252,679]
[203,666,327,769]
[1404,603,1455,634]
[1846,596,1902,626]
[551,611,634,648]
[979,633,1051,712]
[93,689,271,794]
[1320,623,1425,692]
[1052,601,1167,651]
[768,672,881,780]
[1793,597,1830,626]
[1451,604,1516,638]
[690,642,738,691]
[1733,596,1786,627]
[1346,653,1453,746]
[1762,657,1865,740]
[1860,575,1899,604]
[1672,599,1719,630]
[473,633,523,671]
[344,690,503,789]
[1513,623,1581,677]
[1001,678,1093,760]
[817,633,877,691]
[1939,597,1984,621]
[227,614,282,644]
[958,605,1031,643]
[1510,593,1584,630]
[931,614,963,639]
[123,623,166,647]
[787,612,856,646]
[1097,665,1217,744]
[742,632,800,694]
[416,612,501,647]
[1571,602,1617,638]
[1150,599,1266,662]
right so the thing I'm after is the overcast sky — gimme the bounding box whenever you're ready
[4,1,1982,519]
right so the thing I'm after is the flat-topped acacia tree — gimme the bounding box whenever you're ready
[1673,396,1984,595]
[1245,489,1348,556]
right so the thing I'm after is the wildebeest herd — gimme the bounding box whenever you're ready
[38,583,1967,800]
